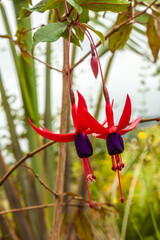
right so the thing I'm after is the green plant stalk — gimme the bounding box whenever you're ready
[143,166,160,240]
[11,0,44,191]
[0,3,19,72]
[0,75,47,240]
[1,2,47,237]
[43,41,55,227]
[120,149,147,240]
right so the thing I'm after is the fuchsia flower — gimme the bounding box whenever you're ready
[85,86,141,202]
[28,89,95,208]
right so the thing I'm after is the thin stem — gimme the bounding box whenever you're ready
[71,0,158,71]
[117,170,124,203]
[76,23,105,85]
[0,141,56,186]
[68,26,73,88]
[23,165,58,197]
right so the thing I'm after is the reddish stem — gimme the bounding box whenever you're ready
[76,23,105,85]
[117,170,124,203]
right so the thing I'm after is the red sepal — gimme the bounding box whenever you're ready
[119,117,141,135]
[85,110,108,134]
[76,91,88,132]
[105,101,116,132]
[117,95,131,131]
[28,117,75,142]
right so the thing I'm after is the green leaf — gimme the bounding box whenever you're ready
[146,15,160,62]
[70,9,89,22]
[67,0,83,14]
[27,0,33,5]
[81,23,105,45]
[108,12,132,53]
[41,0,64,11]
[77,0,130,12]
[41,0,130,13]
[19,0,48,20]
[32,22,68,50]
[72,210,94,240]
[62,28,80,46]
[73,25,84,42]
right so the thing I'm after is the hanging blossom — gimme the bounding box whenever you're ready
[28,24,97,208]
[29,90,95,207]
[75,24,141,202]
[84,85,141,202]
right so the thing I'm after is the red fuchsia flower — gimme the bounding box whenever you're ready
[84,85,141,203]
[28,89,95,208]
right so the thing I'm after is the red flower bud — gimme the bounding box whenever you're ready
[90,56,98,78]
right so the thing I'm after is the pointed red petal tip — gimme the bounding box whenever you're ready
[91,56,98,78]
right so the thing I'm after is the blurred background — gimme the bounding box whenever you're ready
[0,0,160,239]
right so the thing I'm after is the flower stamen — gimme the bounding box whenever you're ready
[83,158,93,208]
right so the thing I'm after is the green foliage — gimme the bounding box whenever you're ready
[81,23,105,45]
[67,0,83,14]
[146,15,160,62]
[32,22,68,50]
[109,12,132,52]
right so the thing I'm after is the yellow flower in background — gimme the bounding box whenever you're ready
[138,131,147,139]
[113,197,118,204]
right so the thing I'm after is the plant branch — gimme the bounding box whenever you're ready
[0,34,62,73]
[0,141,56,186]
[23,165,58,197]
[70,0,158,71]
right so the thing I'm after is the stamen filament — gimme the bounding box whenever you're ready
[83,158,93,208]
[117,170,124,203]
[86,157,96,179]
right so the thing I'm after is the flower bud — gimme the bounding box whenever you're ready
[90,56,99,78]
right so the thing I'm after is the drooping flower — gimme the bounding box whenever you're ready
[85,86,141,202]
[28,89,95,208]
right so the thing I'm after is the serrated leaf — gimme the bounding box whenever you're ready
[19,0,48,20]
[72,210,94,240]
[32,22,68,50]
[108,12,132,53]
[81,23,105,45]
[60,213,68,240]
[67,0,83,14]
[146,15,160,62]
[41,0,130,13]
